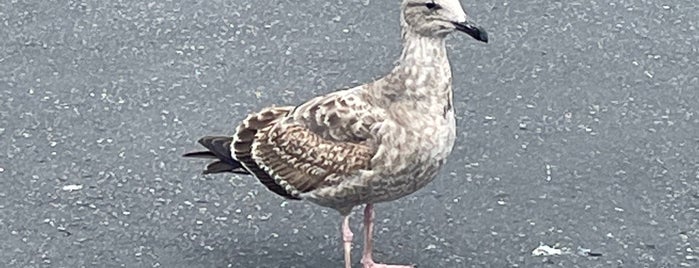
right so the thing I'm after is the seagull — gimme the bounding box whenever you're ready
[184,0,487,267]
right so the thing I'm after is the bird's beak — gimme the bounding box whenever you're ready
[453,20,488,43]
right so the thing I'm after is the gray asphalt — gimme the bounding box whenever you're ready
[1,0,697,267]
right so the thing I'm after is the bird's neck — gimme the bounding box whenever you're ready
[397,30,449,69]
[365,30,453,108]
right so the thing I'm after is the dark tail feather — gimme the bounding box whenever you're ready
[183,136,250,175]
[182,151,217,159]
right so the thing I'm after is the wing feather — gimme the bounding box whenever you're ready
[232,90,381,199]
[252,123,373,195]
[232,107,299,199]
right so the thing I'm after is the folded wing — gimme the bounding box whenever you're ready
[232,90,381,199]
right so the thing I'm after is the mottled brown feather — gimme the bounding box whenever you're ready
[232,107,298,199]
[230,92,380,199]
[252,123,373,194]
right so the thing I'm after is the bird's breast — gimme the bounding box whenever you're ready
[371,107,456,175]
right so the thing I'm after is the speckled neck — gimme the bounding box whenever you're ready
[398,29,449,68]
[363,28,453,109]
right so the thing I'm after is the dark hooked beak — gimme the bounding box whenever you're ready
[453,21,488,43]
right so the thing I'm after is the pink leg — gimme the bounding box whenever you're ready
[360,204,413,268]
[342,215,354,268]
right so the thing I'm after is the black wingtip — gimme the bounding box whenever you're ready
[184,135,250,175]
[182,151,216,158]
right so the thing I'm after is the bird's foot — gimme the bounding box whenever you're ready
[361,259,414,268]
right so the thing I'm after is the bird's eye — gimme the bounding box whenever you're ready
[425,2,441,10]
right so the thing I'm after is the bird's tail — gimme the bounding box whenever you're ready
[183,136,250,175]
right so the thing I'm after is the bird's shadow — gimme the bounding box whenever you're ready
[164,233,341,268]
[166,230,431,268]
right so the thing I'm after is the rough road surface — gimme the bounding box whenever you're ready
[1,0,697,267]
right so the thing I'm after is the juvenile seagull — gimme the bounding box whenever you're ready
[184,0,487,267]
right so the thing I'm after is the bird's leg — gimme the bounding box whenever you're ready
[361,204,376,265]
[342,214,354,268]
[361,204,413,268]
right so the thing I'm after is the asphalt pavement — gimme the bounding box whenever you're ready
[1,0,697,267]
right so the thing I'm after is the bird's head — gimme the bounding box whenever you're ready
[401,0,488,42]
